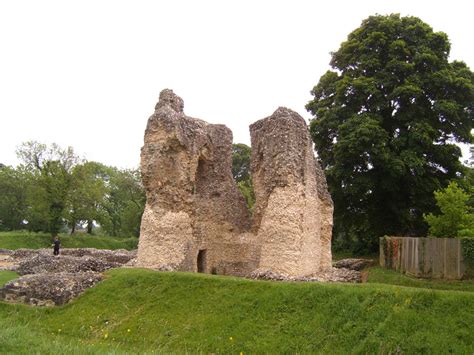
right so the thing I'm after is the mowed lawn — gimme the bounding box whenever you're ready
[0,268,473,353]
[0,231,138,250]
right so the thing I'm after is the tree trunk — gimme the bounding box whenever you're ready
[87,220,93,234]
[70,223,76,235]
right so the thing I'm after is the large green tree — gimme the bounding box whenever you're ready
[16,141,80,236]
[306,14,474,249]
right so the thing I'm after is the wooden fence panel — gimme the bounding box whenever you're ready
[380,236,466,279]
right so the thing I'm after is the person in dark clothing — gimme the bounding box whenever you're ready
[53,236,60,256]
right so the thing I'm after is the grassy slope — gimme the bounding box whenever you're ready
[0,231,138,250]
[0,269,473,354]
[368,266,474,292]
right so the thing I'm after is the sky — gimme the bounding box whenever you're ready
[1,0,473,169]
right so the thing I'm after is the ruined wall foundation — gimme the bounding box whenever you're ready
[136,89,333,277]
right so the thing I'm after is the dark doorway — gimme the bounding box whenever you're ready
[197,249,207,273]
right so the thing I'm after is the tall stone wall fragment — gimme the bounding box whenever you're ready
[136,89,252,272]
[250,108,333,275]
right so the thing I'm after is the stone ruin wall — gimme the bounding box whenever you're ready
[136,89,333,277]
[250,108,333,274]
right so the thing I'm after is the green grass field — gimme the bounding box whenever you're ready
[0,268,473,353]
[0,231,138,250]
[1,233,473,353]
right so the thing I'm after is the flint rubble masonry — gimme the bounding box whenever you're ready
[136,89,333,277]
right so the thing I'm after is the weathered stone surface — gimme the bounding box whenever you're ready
[136,90,334,278]
[11,248,50,259]
[17,254,121,275]
[137,89,254,273]
[0,272,103,306]
[0,248,136,306]
[11,248,136,264]
[333,258,374,271]
[1,248,49,271]
[249,267,361,283]
[60,248,136,264]
[250,107,333,276]
[4,248,135,274]
[0,254,15,271]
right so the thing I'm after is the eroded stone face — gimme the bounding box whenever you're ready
[250,107,333,274]
[136,90,333,277]
[137,89,253,273]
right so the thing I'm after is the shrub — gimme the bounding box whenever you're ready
[424,182,474,237]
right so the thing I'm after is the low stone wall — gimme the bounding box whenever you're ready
[380,236,473,280]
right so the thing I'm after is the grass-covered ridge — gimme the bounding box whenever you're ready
[368,266,474,292]
[0,231,138,250]
[1,269,473,353]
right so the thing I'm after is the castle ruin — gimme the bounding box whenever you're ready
[136,89,333,277]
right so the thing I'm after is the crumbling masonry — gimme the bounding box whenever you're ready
[136,89,333,277]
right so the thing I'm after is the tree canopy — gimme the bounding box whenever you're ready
[306,14,474,250]
[232,143,255,211]
[232,143,251,183]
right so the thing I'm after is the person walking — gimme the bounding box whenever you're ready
[53,236,61,256]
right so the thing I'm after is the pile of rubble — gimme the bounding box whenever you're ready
[250,258,374,283]
[332,258,374,271]
[1,272,103,306]
[17,254,122,275]
[250,267,361,283]
[0,248,136,306]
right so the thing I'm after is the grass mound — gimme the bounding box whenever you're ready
[1,269,473,353]
[0,231,138,250]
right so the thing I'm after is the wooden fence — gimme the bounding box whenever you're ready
[379,236,469,280]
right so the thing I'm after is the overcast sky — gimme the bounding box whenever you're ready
[1,0,473,169]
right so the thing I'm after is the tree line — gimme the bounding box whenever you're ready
[0,141,145,237]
